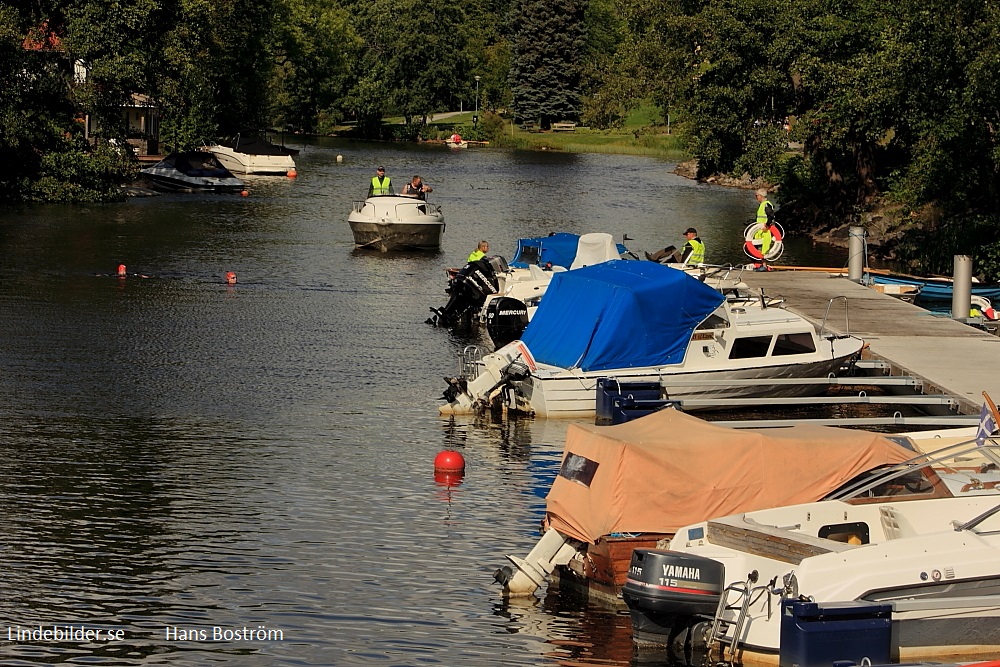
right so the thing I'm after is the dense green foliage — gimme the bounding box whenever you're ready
[7,0,1000,279]
[509,0,586,127]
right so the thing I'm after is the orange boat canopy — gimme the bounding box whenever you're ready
[546,409,916,544]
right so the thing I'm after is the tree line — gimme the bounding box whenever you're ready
[4,0,1000,278]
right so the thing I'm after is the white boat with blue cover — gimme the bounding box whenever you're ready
[439,260,864,418]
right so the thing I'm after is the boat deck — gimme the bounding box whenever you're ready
[737,270,1000,414]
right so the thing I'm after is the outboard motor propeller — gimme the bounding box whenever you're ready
[426,257,502,327]
[485,297,529,348]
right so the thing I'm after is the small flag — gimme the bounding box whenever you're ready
[976,399,998,446]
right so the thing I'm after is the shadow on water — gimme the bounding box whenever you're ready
[0,142,875,666]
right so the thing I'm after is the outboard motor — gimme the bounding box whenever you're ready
[427,257,502,327]
[622,549,725,648]
[485,297,529,348]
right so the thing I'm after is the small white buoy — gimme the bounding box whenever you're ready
[336,155,344,163]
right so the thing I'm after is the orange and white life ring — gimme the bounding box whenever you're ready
[743,222,785,261]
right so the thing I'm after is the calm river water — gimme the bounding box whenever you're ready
[0,140,847,666]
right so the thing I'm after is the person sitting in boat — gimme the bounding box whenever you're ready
[645,228,705,265]
[468,240,490,263]
[368,165,392,196]
[401,175,433,200]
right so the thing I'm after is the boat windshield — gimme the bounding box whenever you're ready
[829,439,1000,504]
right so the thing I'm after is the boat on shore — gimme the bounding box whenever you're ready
[139,152,244,193]
[439,260,864,418]
[202,133,298,175]
[347,194,445,252]
[494,409,918,602]
[622,436,1000,663]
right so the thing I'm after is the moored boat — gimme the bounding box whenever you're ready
[493,409,919,603]
[622,436,1000,663]
[139,152,244,193]
[347,194,445,252]
[439,260,864,418]
[203,133,298,175]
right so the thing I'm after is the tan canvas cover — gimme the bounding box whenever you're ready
[546,409,915,543]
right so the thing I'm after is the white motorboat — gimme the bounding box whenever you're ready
[140,152,244,193]
[622,437,1000,663]
[492,409,919,602]
[347,195,445,252]
[439,260,864,418]
[202,133,298,175]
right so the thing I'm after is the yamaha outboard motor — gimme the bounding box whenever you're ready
[485,297,529,348]
[427,257,503,327]
[622,549,725,648]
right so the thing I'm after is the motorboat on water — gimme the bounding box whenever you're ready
[493,409,919,603]
[139,152,244,193]
[347,194,445,252]
[202,133,298,175]
[439,260,864,418]
[427,233,627,339]
[622,436,1000,663]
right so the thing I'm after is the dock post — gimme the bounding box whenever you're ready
[848,226,866,282]
[952,255,973,320]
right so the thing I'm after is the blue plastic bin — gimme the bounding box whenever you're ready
[779,599,892,667]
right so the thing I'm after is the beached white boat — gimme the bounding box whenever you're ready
[203,134,298,175]
[348,195,445,252]
[622,436,1000,663]
[439,260,864,417]
[140,152,244,193]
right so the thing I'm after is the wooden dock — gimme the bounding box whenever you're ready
[738,270,1000,415]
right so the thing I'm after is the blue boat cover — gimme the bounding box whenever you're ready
[520,260,725,372]
[510,233,626,269]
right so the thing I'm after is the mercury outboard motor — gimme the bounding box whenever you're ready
[622,549,725,648]
[485,297,529,348]
[427,257,503,327]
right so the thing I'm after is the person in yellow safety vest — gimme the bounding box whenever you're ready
[645,228,705,264]
[679,228,705,264]
[369,165,392,196]
[753,188,777,255]
[468,240,489,263]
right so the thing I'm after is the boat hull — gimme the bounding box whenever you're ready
[347,220,445,252]
[209,146,296,175]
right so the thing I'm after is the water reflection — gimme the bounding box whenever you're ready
[0,141,858,666]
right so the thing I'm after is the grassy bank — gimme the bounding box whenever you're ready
[349,105,691,160]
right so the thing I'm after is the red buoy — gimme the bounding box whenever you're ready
[240,190,249,197]
[117,263,127,277]
[434,450,465,473]
[287,169,297,178]
[225,271,237,284]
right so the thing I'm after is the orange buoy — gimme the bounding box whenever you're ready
[117,263,127,277]
[225,271,237,285]
[434,450,465,473]
[240,190,249,197]
[286,169,297,178]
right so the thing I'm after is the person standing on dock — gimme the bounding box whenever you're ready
[369,166,392,196]
[752,189,779,255]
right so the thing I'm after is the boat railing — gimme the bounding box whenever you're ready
[460,346,485,381]
[352,200,367,213]
[819,295,850,338]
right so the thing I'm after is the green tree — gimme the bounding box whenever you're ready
[509,0,586,127]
